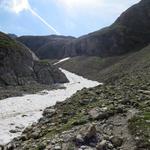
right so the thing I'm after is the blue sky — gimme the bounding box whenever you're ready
[0,0,141,37]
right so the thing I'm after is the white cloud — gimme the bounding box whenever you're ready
[0,0,30,13]
[11,0,30,13]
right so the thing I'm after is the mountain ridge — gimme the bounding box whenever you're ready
[15,0,150,59]
[17,35,76,59]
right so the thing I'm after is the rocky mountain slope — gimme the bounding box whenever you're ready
[17,35,75,59]
[5,46,150,149]
[63,0,150,57]
[0,32,68,87]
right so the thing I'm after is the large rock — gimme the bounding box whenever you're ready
[88,107,109,120]
[110,136,123,147]
[34,61,68,84]
[75,124,98,147]
[96,140,107,150]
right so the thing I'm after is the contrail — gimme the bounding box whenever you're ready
[1,0,60,35]
[28,7,60,35]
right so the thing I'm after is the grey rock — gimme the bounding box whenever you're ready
[85,124,97,140]
[5,143,15,150]
[96,140,107,150]
[9,129,21,133]
[88,107,108,120]
[54,145,61,150]
[75,134,84,145]
[79,98,97,105]
[37,143,46,150]
[20,135,28,141]
[110,136,123,147]
[75,124,98,147]
[43,108,56,117]
[31,131,40,139]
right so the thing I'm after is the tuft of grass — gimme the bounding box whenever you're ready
[39,60,50,65]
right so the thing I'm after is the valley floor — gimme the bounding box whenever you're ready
[0,69,100,145]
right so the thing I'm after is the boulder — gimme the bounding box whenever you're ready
[110,136,123,147]
[96,140,107,150]
[88,107,109,120]
[43,108,56,117]
[75,124,98,147]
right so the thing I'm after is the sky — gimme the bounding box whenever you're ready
[0,0,141,37]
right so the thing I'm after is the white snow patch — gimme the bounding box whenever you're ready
[54,57,70,65]
[0,68,101,145]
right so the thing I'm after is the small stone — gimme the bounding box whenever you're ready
[37,143,46,150]
[79,98,97,105]
[31,131,40,139]
[145,120,150,123]
[75,134,84,145]
[80,145,87,149]
[107,142,114,149]
[116,105,125,113]
[135,136,140,141]
[9,129,21,133]
[10,123,15,126]
[15,125,24,129]
[20,135,28,141]
[38,90,49,95]
[96,140,107,150]
[54,145,61,150]
[22,114,28,117]
[6,143,15,150]
[43,108,56,117]
[110,136,123,147]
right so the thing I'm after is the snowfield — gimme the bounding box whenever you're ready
[0,68,101,145]
[54,57,70,65]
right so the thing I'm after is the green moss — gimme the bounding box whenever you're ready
[67,143,75,150]
[39,60,50,65]
[36,143,46,150]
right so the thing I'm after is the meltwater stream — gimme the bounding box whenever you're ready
[0,68,100,145]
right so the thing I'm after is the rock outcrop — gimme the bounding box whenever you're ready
[0,32,68,87]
